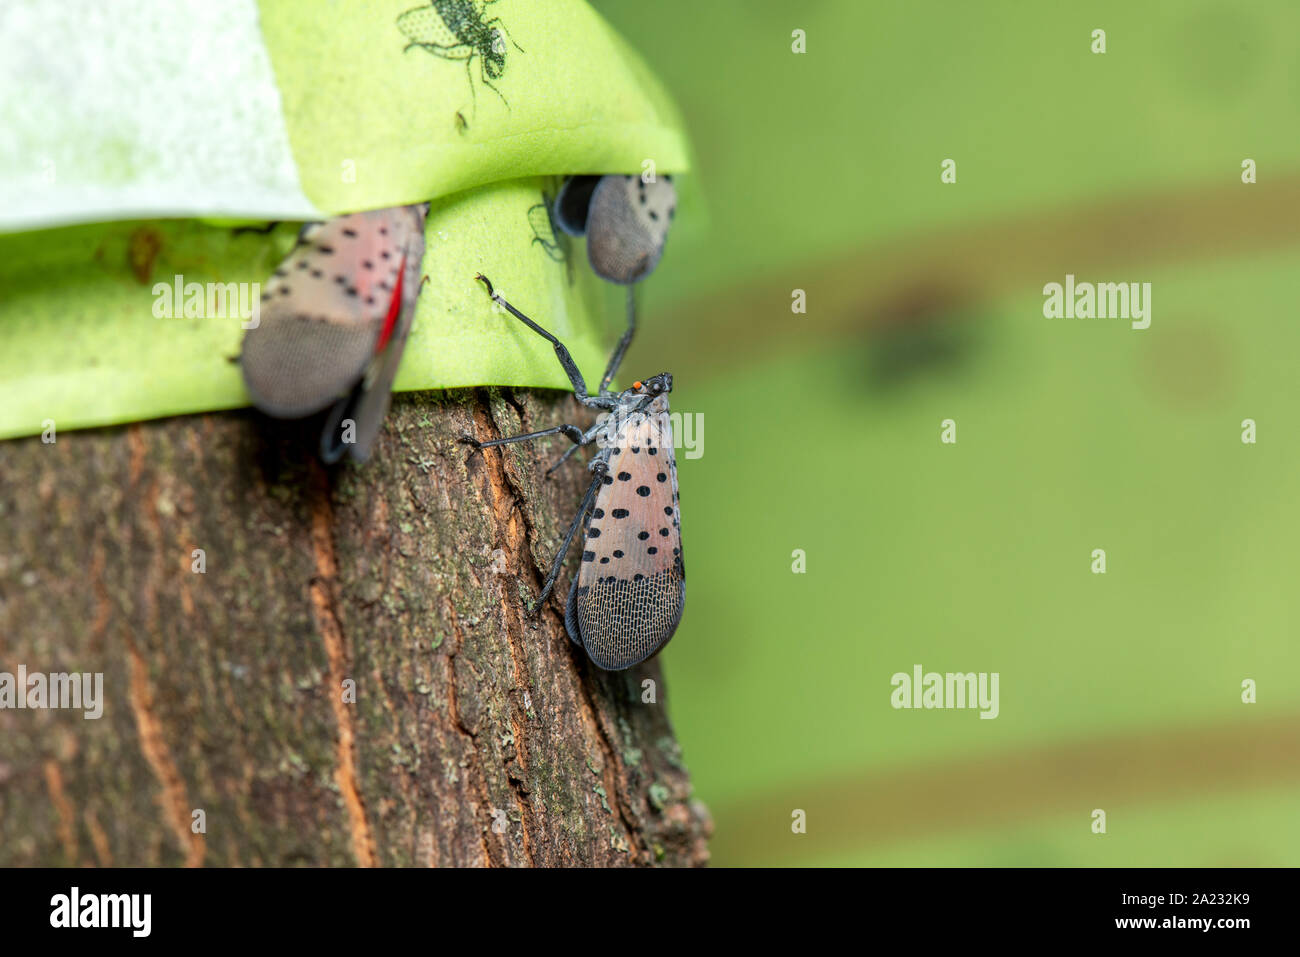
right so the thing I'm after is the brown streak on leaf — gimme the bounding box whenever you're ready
[710,713,1300,866]
[648,175,1300,381]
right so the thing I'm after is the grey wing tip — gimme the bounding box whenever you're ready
[578,577,685,672]
[565,577,586,650]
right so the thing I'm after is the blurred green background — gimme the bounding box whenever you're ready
[589,0,1300,865]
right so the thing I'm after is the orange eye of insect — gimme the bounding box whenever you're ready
[633,381,643,390]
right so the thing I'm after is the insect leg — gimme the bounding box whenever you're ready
[598,285,637,394]
[545,420,603,476]
[476,273,592,401]
[534,463,607,610]
[463,54,479,118]
[319,386,362,465]
[231,221,283,237]
[478,64,510,107]
[462,423,585,449]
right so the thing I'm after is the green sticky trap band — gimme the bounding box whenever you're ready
[0,179,623,440]
[259,0,690,212]
[0,0,691,440]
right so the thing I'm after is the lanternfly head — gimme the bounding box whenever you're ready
[630,373,673,397]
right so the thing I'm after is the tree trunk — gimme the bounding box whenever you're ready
[0,389,710,867]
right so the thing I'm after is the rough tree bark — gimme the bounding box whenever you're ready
[0,388,710,867]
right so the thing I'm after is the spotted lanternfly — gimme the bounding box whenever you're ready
[240,203,430,463]
[552,174,676,285]
[397,0,523,113]
[463,274,684,670]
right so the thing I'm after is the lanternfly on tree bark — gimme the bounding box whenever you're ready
[463,274,685,671]
[239,203,429,463]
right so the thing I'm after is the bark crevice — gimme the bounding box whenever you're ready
[306,461,376,867]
